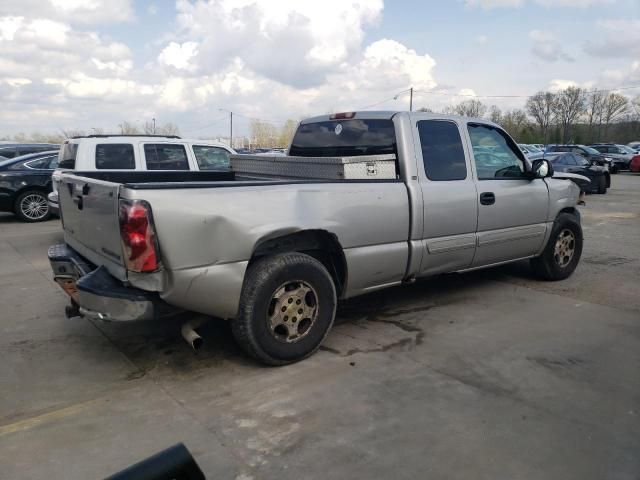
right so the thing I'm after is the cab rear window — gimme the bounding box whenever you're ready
[289,119,396,157]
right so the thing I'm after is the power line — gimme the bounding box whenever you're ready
[410,83,640,100]
[183,114,229,134]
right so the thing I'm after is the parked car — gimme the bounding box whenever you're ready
[0,143,59,159]
[546,144,614,171]
[519,144,544,160]
[531,144,545,151]
[48,135,235,216]
[545,152,610,194]
[627,141,640,153]
[49,111,584,365]
[589,144,637,171]
[0,150,59,222]
[630,155,640,173]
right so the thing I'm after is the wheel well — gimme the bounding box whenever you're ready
[558,207,580,222]
[251,230,347,296]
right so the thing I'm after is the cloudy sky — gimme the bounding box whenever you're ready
[0,0,639,138]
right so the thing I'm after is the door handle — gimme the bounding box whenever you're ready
[480,192,495,205]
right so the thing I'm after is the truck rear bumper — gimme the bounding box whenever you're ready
[48,244,179,322]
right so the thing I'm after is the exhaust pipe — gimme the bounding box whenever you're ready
[181,316,209,350]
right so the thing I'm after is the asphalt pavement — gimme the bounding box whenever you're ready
[1,174,639,479]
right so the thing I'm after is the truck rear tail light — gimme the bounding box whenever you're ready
[119,200,160,273]
[330,112,356,120]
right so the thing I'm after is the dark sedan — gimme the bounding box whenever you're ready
[545,152,610,194]
[0,151,59,222]
[0,143,59,159]
[545,144,613,172]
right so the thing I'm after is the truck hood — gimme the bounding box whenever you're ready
[551,171,591,184]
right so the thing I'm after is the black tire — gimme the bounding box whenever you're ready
[232,252,337,365]
[14,190,50,222]
[530,212,583,281]
[596,175,607,194]
[611,166,619,174]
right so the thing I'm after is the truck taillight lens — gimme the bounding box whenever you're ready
[119,200,159,272]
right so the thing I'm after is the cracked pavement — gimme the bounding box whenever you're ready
[1,174,639,479]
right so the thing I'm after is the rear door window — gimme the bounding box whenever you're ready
[25,155,58,169]
[0,147,17,158]
[193,145,230,169]
[96,144,135,169]
[417,120,467,181]
[144,144,190,170]
[289,119,396,157]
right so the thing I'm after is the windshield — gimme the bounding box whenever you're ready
[289,119,396,157]
[58,142,78,169]
[0,158,17,168]
[582,146,600,155]
[618,145,636,154]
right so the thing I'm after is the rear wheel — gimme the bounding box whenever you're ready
[232,252,337,365]
[596,175,607,194]
[14,190,50,222]
[531,213,582,281]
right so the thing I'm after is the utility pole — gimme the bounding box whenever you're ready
[152,118,156,134]
[394,87,414,111]
[219,108,233,148]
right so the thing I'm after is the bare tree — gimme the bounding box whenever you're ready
[250,119,278,148]
[488,105,502,123]
[277,119,298,148]
[501,109,529,139]
[451,99,487,118]
[157,122,180,136]
[585,90,605,142]
[526,91,556,144]
[118,121,140,135]
[417,106,434,113]
[60,128,86,139]
[552,87,587,143]
[601,93,629,138]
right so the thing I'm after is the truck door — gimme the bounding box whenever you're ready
[413,119,478,276]
[466,123,549,267]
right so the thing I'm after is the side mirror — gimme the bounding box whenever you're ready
[531,159,553,178]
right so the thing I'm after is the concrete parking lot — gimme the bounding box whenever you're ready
[1,174,639,479]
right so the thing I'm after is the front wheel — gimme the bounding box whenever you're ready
[596,176,607,194]
[530,213,583,281]
[232,252,337,365]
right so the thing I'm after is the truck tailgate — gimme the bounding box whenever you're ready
[59,174,127,281]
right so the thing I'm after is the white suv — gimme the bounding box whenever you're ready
[49,135,235,215]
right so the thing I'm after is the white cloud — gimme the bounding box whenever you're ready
[529,30,574,62]
[170,0,384,87]
[158,41,199,71]
[546,78,594,92]
[0,0,444,134]
[475,35,488,45]
[0,0,134,24]
[584,20,640,58]
[466,0,612,8]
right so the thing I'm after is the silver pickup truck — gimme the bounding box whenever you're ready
[49,111,583,365]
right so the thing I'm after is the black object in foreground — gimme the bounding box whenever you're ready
[105,443,206,480]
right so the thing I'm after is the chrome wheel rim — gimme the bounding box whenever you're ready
[267,280,318,343]
[20,194,48,220]
[554,229,575,268]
